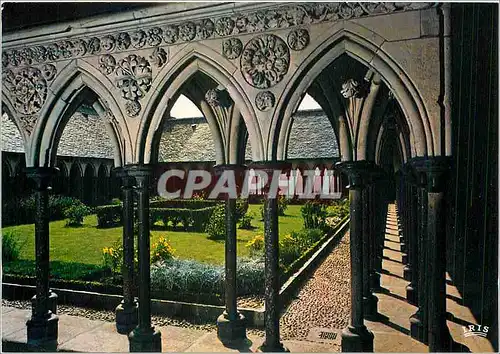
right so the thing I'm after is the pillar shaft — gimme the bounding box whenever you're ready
[338,161,374,352]
[362,181,378,318]
[225,198,238,319]
[128,165,161,352]
[406,180,419,304]
[115,167,138,334]
[26,167,59,348]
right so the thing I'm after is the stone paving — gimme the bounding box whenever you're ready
[280,232,350,349]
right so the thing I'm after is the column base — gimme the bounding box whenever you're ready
[370,272,381,292]
[128,327,162,352]
[406,284,418,305]
[31,291,58,315]
[115,300,139,334]
[363,295,379,320]
[26,313,59,349]
[217,312,247,345]
[410,313,427,344]
[341,325,374,352]
[403,265,411,280]
[258,341,289,353]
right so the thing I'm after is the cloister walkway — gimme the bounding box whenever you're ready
[1,204,494,352]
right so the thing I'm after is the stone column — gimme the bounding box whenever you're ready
[215,165,247,344]
[362,173,378,319]
[115,167,138,334]
[127,165,161,352]
[424,157,451,352]
[337,161,374,352]
[369,169,383,292]
[256,162,288,353]
[26,167,59,349]
[406,170,419,305]
[402,168,411,269]
[409,165,428,343]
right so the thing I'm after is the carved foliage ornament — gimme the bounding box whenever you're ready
[287,29,309,51]
[3,67,47,115]
[205,89,220,107]
[255,91,275,112]
[341,79,360,99]
[241,34,290,89]
[2,3,432,68]
[222,38,243,60]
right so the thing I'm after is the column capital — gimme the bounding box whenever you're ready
[247,160,291,173]
[114,166,137,188]
[335,160,378,187]
[25,167,59,190]
[411,156,451,192]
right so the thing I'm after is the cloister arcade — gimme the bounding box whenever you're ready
[1,2,497,353]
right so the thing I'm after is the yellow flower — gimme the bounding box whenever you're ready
[103,247,108,254]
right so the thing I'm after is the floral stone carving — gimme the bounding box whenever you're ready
[150,47,168,67]
[3,67,47,115]
[205,89,220,107]
[255,91,275,111]
[287,29,309,51]
[41,64,57,81]
[241,34,290,89]
[222,38,243,60]
[98,54,117,75]
[341,79,360,99]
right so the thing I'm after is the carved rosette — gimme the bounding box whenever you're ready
[222,38,243,60]
[2,3,433,69]
[19,115,38,136]
[287,29,309,51]
[3,67,47,115]
[255,91,275,112]
[241,34,290,89]
[114,54,152,117]
[341,79,360,99]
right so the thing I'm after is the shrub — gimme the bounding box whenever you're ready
[301,201,328,230]
[246,234,264,257]
[235,199,249,221]
[150,199,219,209]
[151,236,175,264]
[96,205,122,228]
[238,214,253,230]
[206,204,226,240]
[150,257,264,297]
[2,231,21,262]
[3,259,106,281]
[150,207,215,231]
[279,228,325,268]
[64,203,91,227]
[102,243,122,274]
[111,198,122,205]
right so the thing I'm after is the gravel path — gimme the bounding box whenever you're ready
[280,232,351,343]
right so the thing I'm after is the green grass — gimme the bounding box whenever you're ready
[2,204,305,266]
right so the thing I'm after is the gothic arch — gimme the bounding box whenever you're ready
[30,59,131,168]
[270,21,435,162]
[137,44,264,163]
[1,99,29,150]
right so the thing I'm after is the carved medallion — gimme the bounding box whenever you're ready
[116,33,131,51]
[215,17,235,36]
[287,29,309,51]
[222,38,243,60]
[163,25,179,44]
[255,91,275,112]
[179,22,196,41]
[98,54,117,75]
[196,19,215,40]
[3,68,47,115]
[101,35,116,52]
[131,30,147,49]
[150,47,168,67]
[241,34,290,89]
[115,54,152,101]
[87,37,101,55]
[147,27,163,47]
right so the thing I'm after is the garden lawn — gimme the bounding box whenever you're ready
[2,204,305,266]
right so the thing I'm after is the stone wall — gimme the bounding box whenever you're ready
[2,109,339,161]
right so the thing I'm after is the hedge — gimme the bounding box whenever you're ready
[95,205,122,228]
[149,199,219,209]
[150,207,216,232]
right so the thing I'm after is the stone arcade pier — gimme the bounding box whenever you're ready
[1,2,497,353]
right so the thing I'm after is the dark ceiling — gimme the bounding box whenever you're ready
[2,3,156,33]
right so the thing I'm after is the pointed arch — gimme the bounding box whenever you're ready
[1,98,29,153]
[137,43,264,163]
[270,21,434,161]
[30,58,131,168]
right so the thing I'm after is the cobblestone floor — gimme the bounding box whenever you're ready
[280,232,351,346]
